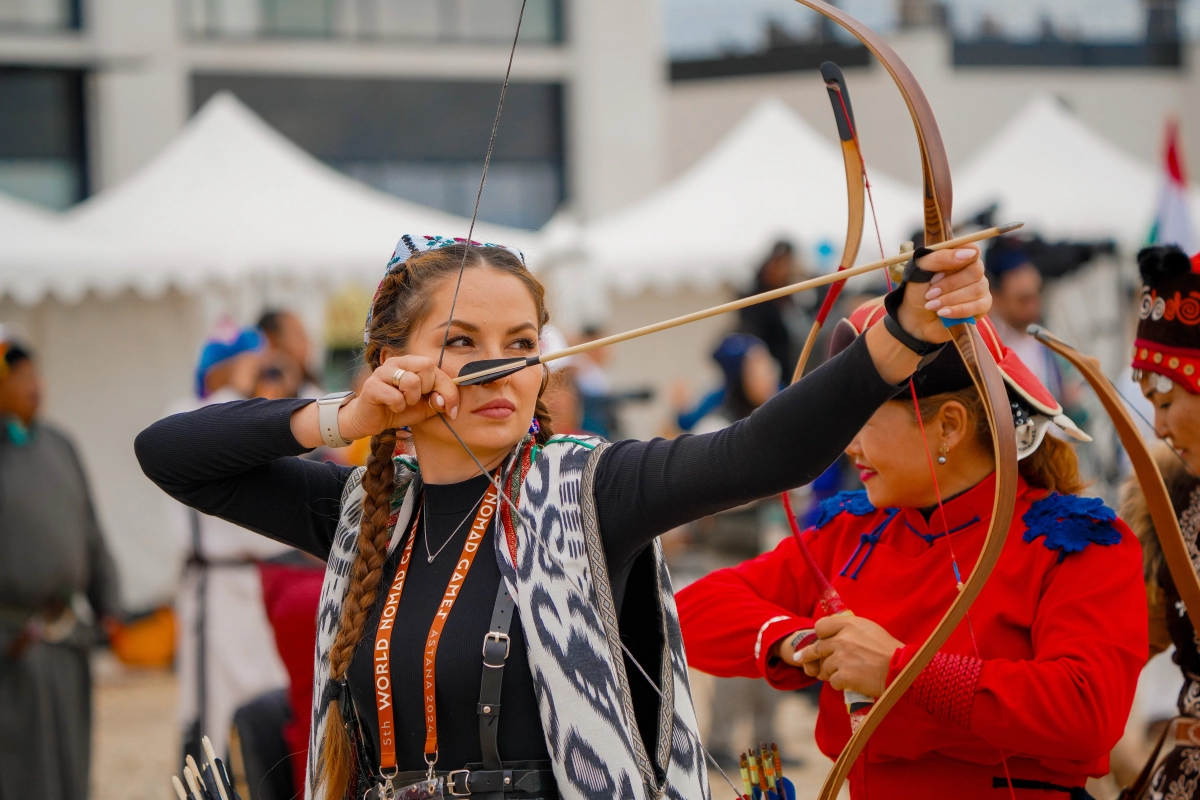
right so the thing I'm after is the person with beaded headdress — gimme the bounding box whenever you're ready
[136,233,991,800]
[677,300,1147,799]
[1118,246,1200,800]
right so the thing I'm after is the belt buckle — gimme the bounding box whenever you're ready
[482,631,510,660]
[447,769,472,796]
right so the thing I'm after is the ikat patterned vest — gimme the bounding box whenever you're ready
[306,435,711,800]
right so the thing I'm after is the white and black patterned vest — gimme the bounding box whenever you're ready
[306,435,711,800]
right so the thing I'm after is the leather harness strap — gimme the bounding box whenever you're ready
[478,581,517,771]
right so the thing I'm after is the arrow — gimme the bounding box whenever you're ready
[454,222,1022,386]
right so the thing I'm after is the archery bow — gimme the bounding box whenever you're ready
[1028,324,1200,634]
[786,5,1020,799]
[791,61,866,383]
[428,4,1013,798]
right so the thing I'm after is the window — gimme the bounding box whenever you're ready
[0,0,80,31]
[193,74,565,230]
[184,0,562,43]
[0,68,87,209]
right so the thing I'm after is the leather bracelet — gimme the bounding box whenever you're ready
[882,284,947,368]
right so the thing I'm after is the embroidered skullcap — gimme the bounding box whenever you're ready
[1131,245,1200,394]
[364,234,528,345]
[827,298,1090,460]
[194,318,264,398]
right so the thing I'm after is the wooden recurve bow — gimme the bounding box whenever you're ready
[791,61,866,383]
[789,4,1020,798]
[1028,324,1200,634]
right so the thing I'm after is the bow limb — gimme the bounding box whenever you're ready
[791,62,866,383]
[791,4,1018,798]
[1030,325,1200,634]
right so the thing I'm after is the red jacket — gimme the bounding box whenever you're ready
[677,475,1147,799]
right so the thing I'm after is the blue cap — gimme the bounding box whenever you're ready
[194,325,263,398]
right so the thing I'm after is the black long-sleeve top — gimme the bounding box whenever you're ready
[135,335,898,775]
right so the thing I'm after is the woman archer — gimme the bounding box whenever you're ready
[135,234,989,800]
[1119,245,1200,800]
[677,299,1149,799]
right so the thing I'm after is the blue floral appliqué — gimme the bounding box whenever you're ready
[1022,493,1120,563]
[813,491,876,529]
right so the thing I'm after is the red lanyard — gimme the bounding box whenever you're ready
[373,480,500,774]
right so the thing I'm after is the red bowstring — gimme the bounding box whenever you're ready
[842,77,1017,796]
[832,87,890,290]
[908,384,1016,797]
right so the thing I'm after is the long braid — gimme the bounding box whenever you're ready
[318,430,397,798]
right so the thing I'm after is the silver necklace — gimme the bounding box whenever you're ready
[423,487,491,563]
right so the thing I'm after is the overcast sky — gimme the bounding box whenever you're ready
[660,0,1200,59]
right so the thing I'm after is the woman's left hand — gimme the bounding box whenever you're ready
[895,245,990,345]
[796,615,904,699]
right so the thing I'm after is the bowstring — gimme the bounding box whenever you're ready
[842,80,1019,797]
[423,8,739,795]
[436,0,528,369]
[831,85,888,288]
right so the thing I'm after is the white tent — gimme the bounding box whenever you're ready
[0,192,126,305]
[955,94,1200,253]
[0,94,539,611]
[66,91,538,298]
[572,99,923,295]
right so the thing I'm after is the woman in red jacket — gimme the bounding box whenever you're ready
[677,299,1148,799]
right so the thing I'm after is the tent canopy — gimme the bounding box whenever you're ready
[573,99,922,295]
[0,192,126,305]
[66,92,538,298]
[955,94,1200,253]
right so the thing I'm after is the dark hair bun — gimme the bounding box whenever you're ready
[1137,245,1193,285]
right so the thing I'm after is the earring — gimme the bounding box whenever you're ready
[937,442,949,464]
[528,417,541,435]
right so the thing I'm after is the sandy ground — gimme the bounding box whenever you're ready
[91,654,1132,800]
[89,658,839,800]
[92,653,179,800]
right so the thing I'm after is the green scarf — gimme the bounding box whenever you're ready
[3,416,32,446]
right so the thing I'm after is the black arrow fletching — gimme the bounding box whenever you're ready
[456,356,538,385]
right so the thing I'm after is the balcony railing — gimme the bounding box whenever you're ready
[0,0,81,32]
[184,0,562,44]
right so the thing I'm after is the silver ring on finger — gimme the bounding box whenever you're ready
[391,368,407,389]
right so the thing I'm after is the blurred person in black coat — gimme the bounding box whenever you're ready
[738,240,816,377]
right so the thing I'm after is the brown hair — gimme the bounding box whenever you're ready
[318,243,553,798]
[909,389,1086,496]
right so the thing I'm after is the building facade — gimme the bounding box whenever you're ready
[0,0,667,228]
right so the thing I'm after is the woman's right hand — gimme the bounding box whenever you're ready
[290,356,460,448]
[340,356,461,440]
